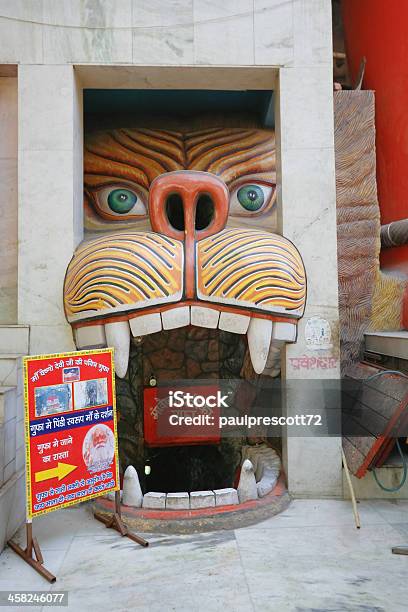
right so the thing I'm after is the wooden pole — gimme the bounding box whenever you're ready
[342,448,361,529]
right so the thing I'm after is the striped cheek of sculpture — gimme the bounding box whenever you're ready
[64,128,306,377]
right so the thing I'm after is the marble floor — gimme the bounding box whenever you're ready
[0,499,407,611]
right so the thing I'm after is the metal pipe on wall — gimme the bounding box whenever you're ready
[381,219,408,248]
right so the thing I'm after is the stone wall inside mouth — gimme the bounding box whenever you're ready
[115,326,247,492]
[141,326,246,382]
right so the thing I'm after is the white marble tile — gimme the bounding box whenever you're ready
[390,523,408,540]
[133,25,194,65]
[73,72,84,248]
[243,499,387,529]
[0,358,18,386]
[0,476,15,552]
[16,362,24,400]
[193,0,254,65]
[132,0,193,27]
[0,80,17,324]
[4,419,16,466]
[0,470,25,551]
[18,149,76,326]
[236,523,408,611]
[279,65,335,150]
[287,217,339,306]
[0,18,43,64]
[293,0,333,66]
[366,500,408,525]
[28,325,75,355]
[3,458,16,483]
[0,0,43,20]
[285,437,342,497]
[43,25,132,64]
[12,509,77,552]
[0,159,18,325]
[14,445,24,472]
[0,424,4,483]
[6,470,26,540]
[19,65,76,152]
[56,528,251,611]
[15,419,24,450]
[254,0,294,66]
[42,0,132,28]
[4,391,16,423]
[0,547,66,588]
[0,327,28,355]
[280,146,336,223]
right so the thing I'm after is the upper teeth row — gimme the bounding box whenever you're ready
[74,306,297,378]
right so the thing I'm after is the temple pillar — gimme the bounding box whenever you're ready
[276,64,342,497]
[18,65,83,354]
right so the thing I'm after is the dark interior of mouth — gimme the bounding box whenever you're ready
[115,325,280,494]
[145,445,237,492]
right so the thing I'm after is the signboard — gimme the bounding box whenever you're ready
[143,384,221,446]
[24,349,119,519]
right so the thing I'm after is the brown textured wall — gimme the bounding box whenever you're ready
[335,90,380,369]
[335,91,408,370]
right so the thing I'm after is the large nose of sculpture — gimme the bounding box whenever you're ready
[149,170,229,239]
[149,171,230,298]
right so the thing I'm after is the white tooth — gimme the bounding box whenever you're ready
[74,324,106,349]
[129,313,162,336]
[218,312,250,334]
[161,306,190,330]
[272,322,297,342]
[191,306,219,328]
[122,465,143,508]
[104,321,130,378]
[247,318,273,374]
[237,459,258,503]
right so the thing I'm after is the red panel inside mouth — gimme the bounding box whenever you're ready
[143,385,221,447]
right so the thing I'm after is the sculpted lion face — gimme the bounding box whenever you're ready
[64,127,306,377]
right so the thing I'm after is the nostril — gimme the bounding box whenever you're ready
[166,193,185,231]
[195,194,215,231]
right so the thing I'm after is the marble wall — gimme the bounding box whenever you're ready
[18,65,83,353]
[0,1,331,68]
[0,78,17,324]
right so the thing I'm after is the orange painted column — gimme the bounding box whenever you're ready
[342,0,408,273]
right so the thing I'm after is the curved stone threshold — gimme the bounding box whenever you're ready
[92,474,290,533]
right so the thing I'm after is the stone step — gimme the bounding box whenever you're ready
[0,326,29,355]
[0,386,16,423]
[0,356,21,386]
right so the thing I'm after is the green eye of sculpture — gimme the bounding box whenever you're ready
[107,189,137,214]
[237,185,264,211]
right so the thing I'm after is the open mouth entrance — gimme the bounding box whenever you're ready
[114,324,283,506]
